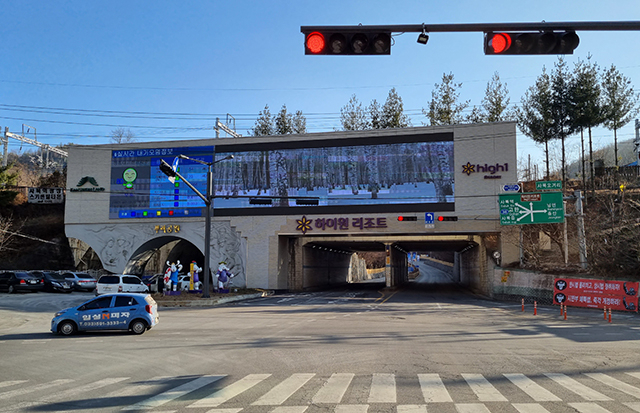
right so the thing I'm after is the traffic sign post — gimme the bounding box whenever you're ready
[425,212,435,229]
[499,192,564,225]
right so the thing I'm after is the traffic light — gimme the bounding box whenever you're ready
[484,31,579,55]
[303,30,392,55]
[397,216,418,221]
[437,216,458,222]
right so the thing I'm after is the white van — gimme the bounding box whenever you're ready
[95,275,149,296]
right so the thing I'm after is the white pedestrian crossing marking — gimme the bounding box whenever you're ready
[312,373,354,404]
[418,374,452,403]
[625,402,640,412]
[123,375,225,410]
[628,372,640,381]
[202,409,242,413]
[368,373,396,403]
[335,405,368,413]
[397,405,428,413]
[270,407,308,413]
[568,402,614,413]
[188,374,270,408]
[0,381,28,389]
[512,404,552,413]
[252,373,315,405]
[544,373,611,401]
[455,403,492,413]
[462,373,507,402]
[585,373,640,399]
[0,379,74,400]
[503,373,561,401]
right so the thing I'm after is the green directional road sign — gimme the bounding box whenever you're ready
[499,192,564,225]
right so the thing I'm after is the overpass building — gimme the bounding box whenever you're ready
[65,123,519,295]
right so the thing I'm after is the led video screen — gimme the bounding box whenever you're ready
[109,132,455,218]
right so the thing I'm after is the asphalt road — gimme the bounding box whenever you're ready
[1,285,640,413]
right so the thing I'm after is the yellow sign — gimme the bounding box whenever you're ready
[154,225,180,234]
[501,270,511,283]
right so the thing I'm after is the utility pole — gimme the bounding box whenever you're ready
[1,128,8,167]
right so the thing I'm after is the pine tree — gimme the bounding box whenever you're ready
[517,67,555,178]
[424,72,470,125]
[380,88,411,128]
[481,72,513,122]
[340,95,369,131]
[601,64,640,167]
[251,105,274,136]
[550,57,575,185]
[568,55,603,190]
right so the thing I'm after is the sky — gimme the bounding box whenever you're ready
[1,0,640,170]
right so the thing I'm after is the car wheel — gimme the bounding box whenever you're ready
[7,285,15,294]
[130,320,147,335]
[58,321,76,336]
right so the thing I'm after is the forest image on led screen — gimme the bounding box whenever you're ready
[213,139,454,212]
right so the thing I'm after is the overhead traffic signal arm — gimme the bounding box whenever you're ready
[484,31,580,55]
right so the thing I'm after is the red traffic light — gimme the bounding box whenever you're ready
[306,32,325,54]
[397,216,417,222]
[437,216,458,222]
[484,31,579,55]
[488,33,511,54]
[303,30,391,55]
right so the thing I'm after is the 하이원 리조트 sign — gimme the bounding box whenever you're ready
[553,278,638,312]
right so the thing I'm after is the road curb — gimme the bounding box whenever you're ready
[157,290,273,308]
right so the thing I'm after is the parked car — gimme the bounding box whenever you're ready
[51,293,159,335]
[61,272,97,292]
[95,274,149,296]
[0,271,44,293]
[177,274,202,291]
[32,271,74,293]
[141,274,163,293]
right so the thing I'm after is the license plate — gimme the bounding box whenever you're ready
[29,280,35,284]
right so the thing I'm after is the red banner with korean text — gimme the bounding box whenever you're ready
[553,278,638,312]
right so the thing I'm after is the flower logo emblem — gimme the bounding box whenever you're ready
[462,162,475,176]
[296,216,313,234]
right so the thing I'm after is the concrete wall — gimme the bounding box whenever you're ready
[491,268,555,304]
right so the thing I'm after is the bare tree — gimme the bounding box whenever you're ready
[110,128,137,144]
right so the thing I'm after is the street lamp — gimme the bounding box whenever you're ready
[159,153,234,298]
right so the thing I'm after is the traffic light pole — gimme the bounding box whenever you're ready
[302,21,640,34]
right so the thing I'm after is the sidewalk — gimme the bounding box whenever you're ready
[156,290,273,308]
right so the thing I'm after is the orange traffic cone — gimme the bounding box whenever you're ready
[608,308,612,323]
[604,305,607,320]
[564,305,567,320]
[521,298,525,312]
[560,303,564,316]
[534,301,537,316]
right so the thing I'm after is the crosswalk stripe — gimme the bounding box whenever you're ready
[0,381,28,389]
[202,409,242,413]
[312,373,354,404]
[122,375,225,410]
[270,407,308,413]
[0,379,74,400]
[252,373,315,405]
[455,403,492,413]
[42,377,129,403]
[585,373,640,399]
[503,373,561,402]
[462,374,507,402]
[335,405,368,413]
[627,372,640,381]
[568,402,613,413]
[512,404,552,413]
[397,405,428,413]
[418,374,452,403]
[625,402,640,412]
[188,374,270,408]
[368,373,396,403]
[544,373,611,401]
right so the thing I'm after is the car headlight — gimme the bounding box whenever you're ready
[54,311,65,317]
[52,282,61,286]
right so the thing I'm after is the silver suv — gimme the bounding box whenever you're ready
[95,275,148,296]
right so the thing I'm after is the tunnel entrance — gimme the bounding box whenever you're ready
[295,235,490,295]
